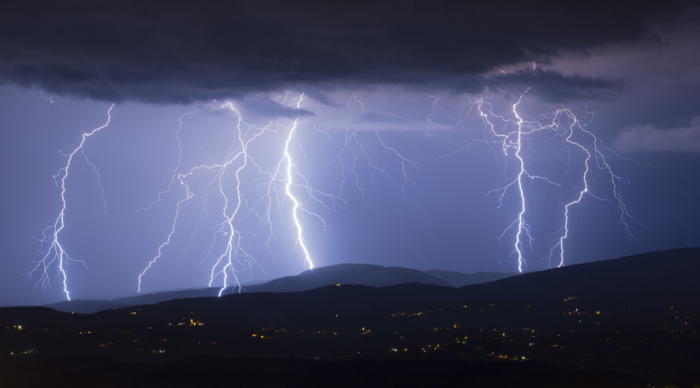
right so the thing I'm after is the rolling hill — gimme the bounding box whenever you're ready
[44,263,513,313]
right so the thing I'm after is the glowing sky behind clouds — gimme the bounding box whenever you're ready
[0,1,699,305]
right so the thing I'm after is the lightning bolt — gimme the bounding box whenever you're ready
[137,111,193,212]
[283,94,314,270]
[478,92,538,272]
[550,110,592,268]
[451,90,636,272]
[30,104,115,301]
[373,131,420,200]
[486,93,545,272]
[337,92,419,202]
[30,88,634,299]
[136,91,424,294]
[269,93,350,271]
[511,94,529,273]
[137,111,197,292]
[137,94,342,296]
[138,102,273,294]
[207,102,275,296]
[547,108,637,268]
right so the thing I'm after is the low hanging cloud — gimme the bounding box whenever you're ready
[614,117,700,153]
[486,68,627,103]
[0,0,697,103]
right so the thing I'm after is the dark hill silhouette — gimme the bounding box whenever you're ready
[426,269,517,287]
[243,263,451,292]
[11,247,694,329]
[43,289,221,314]
[43,300,129,315]
[457,247,700,300]
[113,247,699,324]
[44,263,461,313]
[112,288,220,307]
[34,248,700,317]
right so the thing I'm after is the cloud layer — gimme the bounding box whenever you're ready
[1,0,697,103]
[615,117,700,153]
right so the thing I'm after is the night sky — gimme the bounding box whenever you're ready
[1,0,699,305]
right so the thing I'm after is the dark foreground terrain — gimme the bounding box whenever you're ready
[2,248,699,387]
[1,356,655,388]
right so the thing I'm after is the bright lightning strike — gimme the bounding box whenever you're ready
[135,91,418,295]
[283,94,314,270]
[511,93,529,273]
[545,108,637,268]
[483,92,543,272]
[137,94,341,296]
[440,90,638,272]
[30,104,115,301]
[208,104,258,296]
[28,89,636,299]
[138,102,273,295]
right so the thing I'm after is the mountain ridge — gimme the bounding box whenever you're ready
[37,248,700,315]
[43,263,514,313]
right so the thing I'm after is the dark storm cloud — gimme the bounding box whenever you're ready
[352,111,452,131]
[487,69,628,103]
[303,91,345,109]
[0,0,696,103]
[614,117,700,153]
[237,95,314,119]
